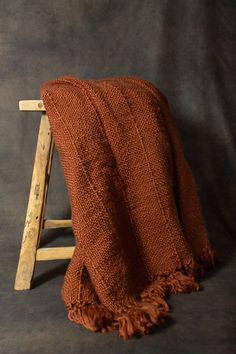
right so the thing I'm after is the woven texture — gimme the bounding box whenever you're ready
[40,75,218,340]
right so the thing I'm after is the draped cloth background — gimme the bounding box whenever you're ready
[1,1,235,352]
[40,75,218,339]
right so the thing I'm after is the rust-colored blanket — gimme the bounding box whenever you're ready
[40,75,218,340]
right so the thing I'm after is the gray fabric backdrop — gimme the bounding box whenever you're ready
[1,1,235,353]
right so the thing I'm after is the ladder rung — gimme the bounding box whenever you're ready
[43,219,72,229]
[36,246,75,261]
[19,100,45,111]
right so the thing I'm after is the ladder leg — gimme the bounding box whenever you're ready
[14,113,54,290]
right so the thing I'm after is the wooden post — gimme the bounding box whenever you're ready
[14,113,54,290]
[15,101,75,291]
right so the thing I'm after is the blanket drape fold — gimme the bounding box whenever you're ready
[40,75,218,340]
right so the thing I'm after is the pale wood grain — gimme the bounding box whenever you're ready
[43,219,72,229]
[19,100,45,111]
[36,246,75,261]
[14,113,54,290]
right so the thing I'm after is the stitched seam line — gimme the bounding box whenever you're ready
[83,80,150,275]
[42,91,119,302]
[61,78,151,278]
[103,81,182,264]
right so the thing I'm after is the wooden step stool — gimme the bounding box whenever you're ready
[14,100,75,291]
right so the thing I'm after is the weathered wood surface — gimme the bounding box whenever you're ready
[36,246,75,261]
[19,100,45,111]
[43,219,72,229]
[14,113,54,290]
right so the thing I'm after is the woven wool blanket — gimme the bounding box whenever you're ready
[40,75,219,340]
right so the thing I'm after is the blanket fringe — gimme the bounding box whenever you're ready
[114,300,169,340]
[66,245,219,340]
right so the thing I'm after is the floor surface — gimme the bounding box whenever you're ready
[1,219,236,354]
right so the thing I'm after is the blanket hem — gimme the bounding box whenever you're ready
[64,245,219,340]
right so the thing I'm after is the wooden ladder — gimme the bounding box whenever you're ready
[14,100,75,291]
